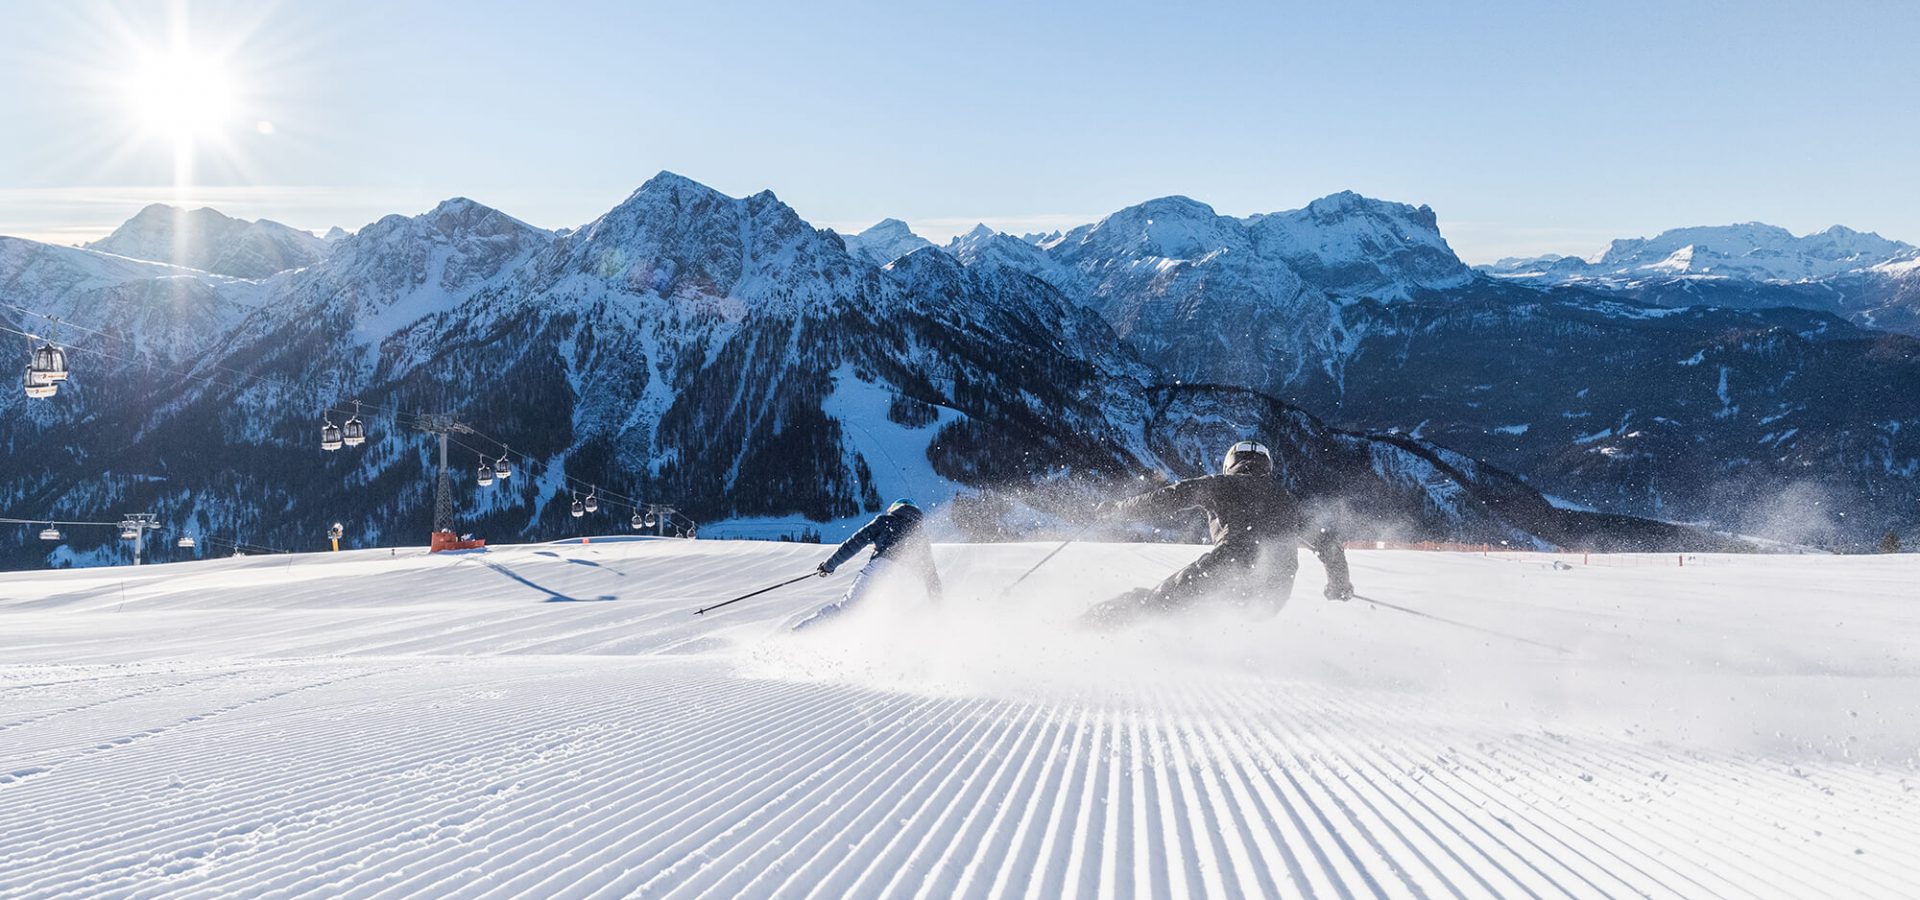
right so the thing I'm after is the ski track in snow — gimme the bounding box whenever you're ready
[1,540,1917,898]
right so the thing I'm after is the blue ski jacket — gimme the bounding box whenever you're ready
[820,506,941,590]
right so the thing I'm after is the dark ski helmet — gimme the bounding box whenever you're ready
[1223,440,1273,474]
[887,498,919,513]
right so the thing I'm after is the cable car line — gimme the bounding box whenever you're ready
[7,297,699,545]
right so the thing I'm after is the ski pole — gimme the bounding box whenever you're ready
[997,523,1095,599]
[693,572,818,616]
[1352,593,1571,655]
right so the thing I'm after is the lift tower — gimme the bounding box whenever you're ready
[412,414,487,552]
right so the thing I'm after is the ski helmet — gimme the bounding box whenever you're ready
[1222,440,1273,474]
[887,498,918,513]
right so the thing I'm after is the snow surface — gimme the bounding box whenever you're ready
[822,367,961,506]
[2,540,1918,898]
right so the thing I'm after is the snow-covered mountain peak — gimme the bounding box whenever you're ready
[348,197,544,254]
[286,197,551,341]
[539,173,874,315]
[86,203,330,278]
[1057,195,1235,262]
[1243,191,1470,297]
[883,243,967,280]
[863,217,915,236]
[1289,189,1427,223]
[841,217,934,266]
[942,224,1001,259]
[1484,220,1920,285]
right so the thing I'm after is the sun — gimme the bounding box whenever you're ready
[125,49,237,141]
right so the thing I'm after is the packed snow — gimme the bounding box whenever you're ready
[2,539,1917,897]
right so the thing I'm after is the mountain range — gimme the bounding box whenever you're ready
[1479,222,1920,334]
[3,174,1916,567]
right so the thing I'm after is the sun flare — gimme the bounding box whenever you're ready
[125,50,236,141]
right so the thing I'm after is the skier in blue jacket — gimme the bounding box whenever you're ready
[794,499,944,630]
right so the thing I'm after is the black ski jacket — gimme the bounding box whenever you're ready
[822,506,939,582]
[1111,472,1350,582]
[1113,473,1313,545]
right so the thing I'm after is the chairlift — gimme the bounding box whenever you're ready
[630,512,644,530]
[477,456,496,486]
[569,493,585,518]
[643,511,658,529]
[118,522,139,540]
[38,524,62,542]
[583,489,599,513]
[176,535,196,549]
[341,401,366,447]
[494,451,513,480]
[320,415,344,451]
[23,365,57,399]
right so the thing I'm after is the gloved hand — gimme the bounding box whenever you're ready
[1324,581,1355,602]
[815,562,835,577]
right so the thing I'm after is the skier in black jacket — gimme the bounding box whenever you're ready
[794,499,944,630]
[1083,440,1353,626]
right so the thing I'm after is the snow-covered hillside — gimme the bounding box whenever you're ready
[2,539,1915,897]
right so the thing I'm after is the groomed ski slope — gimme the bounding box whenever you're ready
[1,539,1917,899]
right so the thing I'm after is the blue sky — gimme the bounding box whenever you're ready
[2,0,1915,261]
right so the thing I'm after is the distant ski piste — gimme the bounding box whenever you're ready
[2,540,1916,897]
